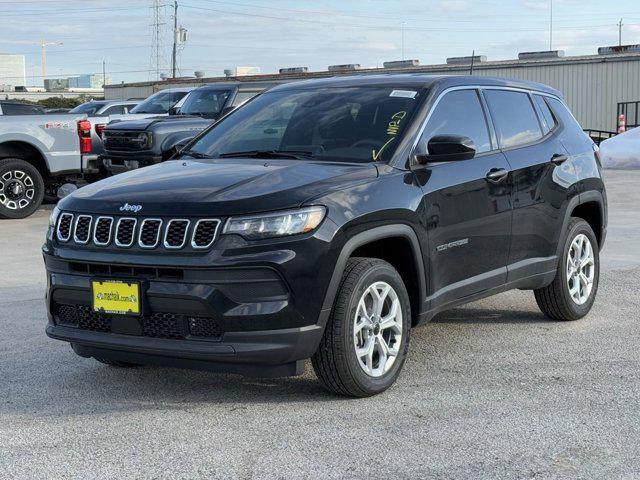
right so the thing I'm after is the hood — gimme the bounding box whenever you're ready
[61,158,378,216]
[106,115,213,132]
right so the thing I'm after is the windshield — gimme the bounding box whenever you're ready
[130,90,189,114]
[69,102,107,115]
[186,86,422,163]
[179,89,231,117]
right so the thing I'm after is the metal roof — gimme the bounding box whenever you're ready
[104,51,640,91]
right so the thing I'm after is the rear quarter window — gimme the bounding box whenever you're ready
[484,90,543,148]
[533,95,557,134]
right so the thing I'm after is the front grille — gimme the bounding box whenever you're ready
[73,215,92,244]
[115,218,136,247]
[164,220,190,249]
[138,219,162,248]
[93,217,113,246]
[54,303,222,341]
[142,312,185,339]
[56,214,220,251]
[56,304,79,326]
[189,317,223,338]
[104,131,147,151]
[77,305,111,332]
[57,213,74,241]
[192,219,220,249]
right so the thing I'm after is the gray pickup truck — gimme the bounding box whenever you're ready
[0,114,93,219]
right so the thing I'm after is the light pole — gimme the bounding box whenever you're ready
[549,0,553,50]
[40,40,63,84]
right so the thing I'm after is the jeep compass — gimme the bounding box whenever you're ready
[44,75,606,397]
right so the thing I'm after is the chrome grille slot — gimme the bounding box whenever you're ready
[192,219,220,249]
[93,217,113,246]
[164,219,190,249]
[138,219,162,248]
[57,213,74,242]
[73,215,92,244]
[55,213,221,250]
[115,218,137,247]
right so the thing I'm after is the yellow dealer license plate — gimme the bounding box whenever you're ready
[92,280,141,315]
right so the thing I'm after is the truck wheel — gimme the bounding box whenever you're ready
[0,158,45,219]
[534,218,600,321]
[312,257,411,397]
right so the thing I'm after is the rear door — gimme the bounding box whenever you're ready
[483,88,573,281]
[417,88,513,305]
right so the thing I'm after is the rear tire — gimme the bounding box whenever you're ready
[94,357,140,368]
[312,257,411,397]
[0,158,45,219]
[534,218,600,321]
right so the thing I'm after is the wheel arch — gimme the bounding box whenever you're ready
[321,224,427,327]
[0,141,50,178]
[557,190,606,257]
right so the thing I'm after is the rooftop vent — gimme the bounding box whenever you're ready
[518,50,565,60]
[279,67,309,74]
[383,59,420,69]
[328,63,361,72]
[446,55,487,65]
[598,44,640,55]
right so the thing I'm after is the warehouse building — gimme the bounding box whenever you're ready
[105,46,640,133]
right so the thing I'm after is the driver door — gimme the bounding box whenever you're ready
[416,88,513,306]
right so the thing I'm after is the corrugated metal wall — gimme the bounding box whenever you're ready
[464,60,640,131]
[106,57,640,131]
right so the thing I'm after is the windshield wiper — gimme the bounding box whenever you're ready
[180,149,212,159]
[219,149,315,160]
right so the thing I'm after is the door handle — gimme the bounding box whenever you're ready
[486,168,508,183]
[551,153,568,165]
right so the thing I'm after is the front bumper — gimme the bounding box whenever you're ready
[101,152,162,174]
[46,323,322,377]
[43,218,338,376]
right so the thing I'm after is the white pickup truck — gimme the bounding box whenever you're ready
[0,114,94,219]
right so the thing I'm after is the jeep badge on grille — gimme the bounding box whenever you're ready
[119,203,142,213]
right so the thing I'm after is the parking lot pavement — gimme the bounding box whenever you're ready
[0,170,639,479]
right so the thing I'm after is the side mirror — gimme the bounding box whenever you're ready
[415,134,476,164]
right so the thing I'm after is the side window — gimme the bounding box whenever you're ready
[1,103,38,115]
[545,97,583,136]
[232,91,258,107]
[533,94,556,134]
[422,89,492,154]
[484,90,543,148]
[104,105,125,115]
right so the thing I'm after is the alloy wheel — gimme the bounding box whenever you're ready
[566,233,595,305]
[0,170,35,210]
[353,281,403,377]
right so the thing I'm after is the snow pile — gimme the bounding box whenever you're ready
[600,127,640,169]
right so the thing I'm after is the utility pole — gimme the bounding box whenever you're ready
[171,1,178,78]
[102,60,106,87]
[549,0,553,50]
[401,22,406,61]
[618,18,624,46]
[470,50,475,75]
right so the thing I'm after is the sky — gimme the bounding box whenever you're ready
[1,0,639,86]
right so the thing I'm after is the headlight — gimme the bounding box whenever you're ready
[223,206,326,240]
[47,206,61,240]
[48,206,61,228]
[137,132,152,147]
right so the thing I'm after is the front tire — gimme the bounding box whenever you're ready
[534,218,600,321]
[0,158,45,219]
[312,257,411,397]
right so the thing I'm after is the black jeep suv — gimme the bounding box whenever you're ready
[44,75,606,397]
